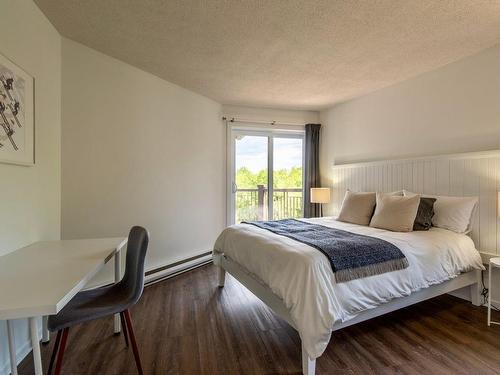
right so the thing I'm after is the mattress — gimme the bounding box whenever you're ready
[213,217,484,359]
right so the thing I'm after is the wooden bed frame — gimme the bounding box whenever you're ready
[213,251,482,375]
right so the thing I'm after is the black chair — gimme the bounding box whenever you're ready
[47,226,149,375]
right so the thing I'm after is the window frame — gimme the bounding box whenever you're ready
[226,123,305,225]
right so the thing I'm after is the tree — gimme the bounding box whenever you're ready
[235,167,303,222]
[236,167,302,189]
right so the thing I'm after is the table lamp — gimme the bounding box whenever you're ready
[498,191,500,217]
[310,187,331,217]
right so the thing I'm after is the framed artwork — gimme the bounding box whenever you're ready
[0,52,34,165]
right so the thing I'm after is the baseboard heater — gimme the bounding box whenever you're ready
[144,251,213,286]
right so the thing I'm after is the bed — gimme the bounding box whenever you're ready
[212,217,484,375]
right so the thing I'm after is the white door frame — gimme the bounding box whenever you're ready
[226,123,304,225]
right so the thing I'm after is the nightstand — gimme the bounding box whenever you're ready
[488,257,500,326]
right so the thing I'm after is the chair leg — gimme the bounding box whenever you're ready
[120,311,129,347]
[54,328,69,375]
[47,330,62,375]
[123,309,143,375]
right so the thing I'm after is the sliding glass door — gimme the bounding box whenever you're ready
[272,137,304,220]
[233,134,269,223]
[228,127,304,224]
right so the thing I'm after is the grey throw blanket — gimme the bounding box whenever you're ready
[243,219,409,283]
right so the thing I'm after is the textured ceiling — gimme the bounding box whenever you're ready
[35,0,500,110]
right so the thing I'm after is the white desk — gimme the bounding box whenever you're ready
[0,238,127,375]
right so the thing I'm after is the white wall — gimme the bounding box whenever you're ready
[320,43,500,172]
[61,38,225,282]
[0,0,61,373]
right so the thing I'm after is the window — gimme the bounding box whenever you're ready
[228,126,304,224]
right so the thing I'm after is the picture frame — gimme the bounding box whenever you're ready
[0,52,34,166]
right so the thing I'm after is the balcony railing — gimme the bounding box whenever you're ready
[236,185,303,222]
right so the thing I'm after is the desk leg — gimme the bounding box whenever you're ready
[6,320,18,375]
[114,250,121,334]
[42,316,50,343]
[29,317,43,375]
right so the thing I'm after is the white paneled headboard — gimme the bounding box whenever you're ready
[331,150,500,258]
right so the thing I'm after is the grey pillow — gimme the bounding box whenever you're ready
[413,197,436,231]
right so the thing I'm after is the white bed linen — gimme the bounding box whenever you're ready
[213,217,484,359]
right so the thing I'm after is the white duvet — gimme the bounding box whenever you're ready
[213,217,484,359]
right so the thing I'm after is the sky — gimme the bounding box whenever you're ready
[235,136,303,172]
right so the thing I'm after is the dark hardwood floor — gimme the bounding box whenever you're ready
[19,264,500,374]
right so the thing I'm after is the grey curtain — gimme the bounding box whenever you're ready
[303,123,321,218]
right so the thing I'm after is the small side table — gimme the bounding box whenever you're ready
[488,257,500,326]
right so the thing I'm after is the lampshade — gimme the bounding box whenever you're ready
[498,191,500,218]
[311,188,331,204]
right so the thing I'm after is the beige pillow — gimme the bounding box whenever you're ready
[369,192,420,232]
[389,190,404,196]
[337,190,376,226]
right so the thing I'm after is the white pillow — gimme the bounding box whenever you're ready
[337,190,376,226]
[369,192,420,232]
[403,190,478,233]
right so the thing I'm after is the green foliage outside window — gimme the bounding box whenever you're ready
[235,166,302,188]
[235,167,303,222]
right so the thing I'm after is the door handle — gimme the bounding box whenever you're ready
[232,182,238,193]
